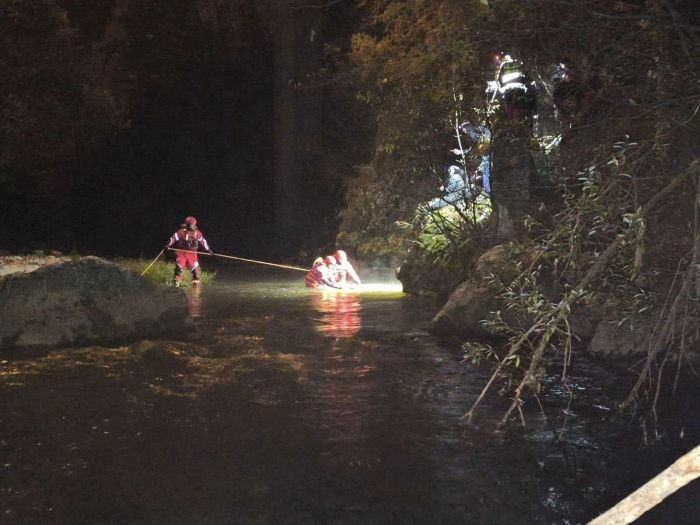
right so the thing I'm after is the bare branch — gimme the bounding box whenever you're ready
[588,445,700,525]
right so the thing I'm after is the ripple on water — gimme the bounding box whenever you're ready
[176,272,700,524]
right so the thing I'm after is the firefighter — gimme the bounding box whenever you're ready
[333,250,362,287]
[305,256,341,289]
[165,216,213,287]
[487,53,537,126]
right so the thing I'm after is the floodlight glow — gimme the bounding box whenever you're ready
[356,282,403,293]
[316,282,403,294]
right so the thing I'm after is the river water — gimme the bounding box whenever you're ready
[1,268,698,524]
[183,268,698,524]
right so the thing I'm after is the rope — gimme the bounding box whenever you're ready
[141,249,165,276]
[167,248,309,272]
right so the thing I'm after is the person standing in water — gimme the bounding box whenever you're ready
[165,215,213,287]
[305,256,341,289]
[333,250,361,287]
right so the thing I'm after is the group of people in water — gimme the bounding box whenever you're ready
[304,250,362,290]
[165,216,361,289]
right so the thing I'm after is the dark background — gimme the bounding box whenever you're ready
[0,0,362,260]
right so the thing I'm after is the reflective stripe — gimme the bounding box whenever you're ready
[500,71,524,84]
[499,82,528,94]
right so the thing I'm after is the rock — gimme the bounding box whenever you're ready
[398,249,457,297]
[430,242,615,340]
[0,257,191,349]
[569,300,608,340]
[588,318,651,356]
[430,245,524,337]
[0,255,71,277]
[430,279,500,336]
[398,237,486,297]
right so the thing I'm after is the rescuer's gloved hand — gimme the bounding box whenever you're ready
[206,249,214,255]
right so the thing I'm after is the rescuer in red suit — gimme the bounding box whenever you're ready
[165,216,213,287]
[333,250,362,287]
[305,256,341,289]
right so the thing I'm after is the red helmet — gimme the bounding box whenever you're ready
[334,250,347,263]
[324,255,337,266]
[184,216,197,226]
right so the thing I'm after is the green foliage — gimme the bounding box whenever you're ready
[486,143,655,339]
[416,208,466,265]
[345,0,484,155]
[415,194,492,266]
[467,142,699,428]
[331,0,699,430]
[334,1,487,260]
[461,341,497,366]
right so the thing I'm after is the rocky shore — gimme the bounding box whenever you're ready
[0,256,190,349]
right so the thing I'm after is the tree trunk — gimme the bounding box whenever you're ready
[588,445,700,525]
[273,3,323,253]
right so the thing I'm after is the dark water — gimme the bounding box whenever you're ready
[1,269,698,524]
[182,268,699,524]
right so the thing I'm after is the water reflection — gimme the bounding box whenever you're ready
[186,286,203,319]
[309,289,362,338]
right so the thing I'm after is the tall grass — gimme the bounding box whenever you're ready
[115,258,216,287]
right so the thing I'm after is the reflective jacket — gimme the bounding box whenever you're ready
[498,59,529,95]
[167,228,211,253]
[305,264,337,288]
[335,260,361,286]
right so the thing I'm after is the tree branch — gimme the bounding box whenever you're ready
[467,158,700,427]
[588,445,700,525]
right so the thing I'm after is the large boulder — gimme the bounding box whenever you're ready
[430,245,522,337]
[588,316,653,357]
[0,257,191,349]
[430,242,609,339]
[398,246,465,298]
[430,278,500,337]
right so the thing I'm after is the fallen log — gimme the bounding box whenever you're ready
[588,445,700,525]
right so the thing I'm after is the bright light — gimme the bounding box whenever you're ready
[315,282,403,294]
[356,282,403,293]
